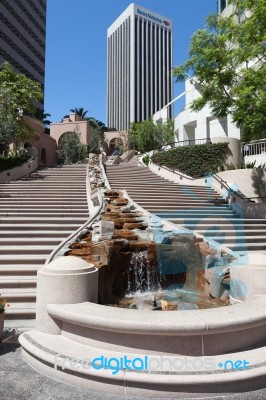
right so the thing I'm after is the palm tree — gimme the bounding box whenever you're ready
[70,107,88,120]
[86,117,98,129]
[35,110,52,127]
[95,119,108,133]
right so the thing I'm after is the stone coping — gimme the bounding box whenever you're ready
[46,296,266,336]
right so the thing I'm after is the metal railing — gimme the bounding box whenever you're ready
[168,138,212,149]
[242,140,266,156]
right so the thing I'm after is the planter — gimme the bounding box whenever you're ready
[0,312,4,338]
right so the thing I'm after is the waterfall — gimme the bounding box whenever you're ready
[126,250,161,295]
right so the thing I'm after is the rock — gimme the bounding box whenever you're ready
[160,300,178,311]
[123,222,148,230]
[112,199,128,206]
[91,220,114,242]
[104,190,120,197]
[120,205,136,212]
[196,242,217,257]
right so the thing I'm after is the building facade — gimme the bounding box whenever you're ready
[0,0,46,105]
[174,1,242,145]
[107,3,172,131]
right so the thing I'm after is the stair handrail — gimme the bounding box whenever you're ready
[151,161,266,201]
[45,163,105,265]
[210,172,266,202]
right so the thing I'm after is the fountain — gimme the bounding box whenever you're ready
[18,154,266,398]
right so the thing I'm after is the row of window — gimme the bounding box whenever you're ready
[0,12,45,63]
[0,31,44,77]
[0,50,44,88]
[24,0,46,23]
[14,0,46,34]
[1,0,45,48]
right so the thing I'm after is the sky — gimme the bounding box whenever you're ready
[44,0,217,125]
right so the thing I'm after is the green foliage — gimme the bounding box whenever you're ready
[89,128,104,154]
[151,143,229,178]
[69,108,108,132]
[70,107,88,120]
[172,0,266,141]
[0,151,30,173]
[128,119,174,153]
[0,62,42,146]
[142,154,150,166]
[59,132,87,164]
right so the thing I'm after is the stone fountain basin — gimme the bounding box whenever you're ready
[46,296,266,357]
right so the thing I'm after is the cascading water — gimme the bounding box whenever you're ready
[126,250,161,296]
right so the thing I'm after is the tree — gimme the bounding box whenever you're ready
[35,109,52,135]
[70,107,88,120]
[128,119,174,153]
[35,110,52,128]
[173,0,266,141]
[59,132,87,164]
[0,62,43,149]
[89,128,105,154]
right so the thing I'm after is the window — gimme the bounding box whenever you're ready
[219,0,227,13]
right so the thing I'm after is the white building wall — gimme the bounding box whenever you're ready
[107,3,172,131]
[175,79,241,143]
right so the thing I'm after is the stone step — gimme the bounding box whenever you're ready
[2,182,86,186]
[0,224,82,230]
[0,291,36,303]
[0,200,87,205]
[0,212,89,218]
[0,205,87,210]
[5,306,36,319]
[0,255,47,265]
[0,230,73,238]
[0,217,88,224]
[180,223,266,231]
[132,208,234,215]
[110,183,214,191]
[0,265,39,274]
[0,190,87,195]
[0,245,56,255]
[206,235,266,244]
[228,242,266,251]
[165,218,265,225]
[0,237,65,245]
[0,275,36,288]
[201,229,266,236]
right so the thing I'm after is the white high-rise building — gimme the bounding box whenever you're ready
[107,3,172,131]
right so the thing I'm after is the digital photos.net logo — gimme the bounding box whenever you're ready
[53,354,250,375]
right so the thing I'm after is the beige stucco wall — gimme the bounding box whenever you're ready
[50,113,93,147]
[10,117,58,166]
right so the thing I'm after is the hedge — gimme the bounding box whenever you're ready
[0,153,30,173]
[151,142,229,178]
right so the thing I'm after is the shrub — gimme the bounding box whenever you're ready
[151,143,229,178]
[0,152,30,173]
[59,132,87,164]
[142,154,150,166]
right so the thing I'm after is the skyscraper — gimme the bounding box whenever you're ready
[107,3,172,131]
[0,0,46,106]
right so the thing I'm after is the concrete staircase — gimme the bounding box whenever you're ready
[106,160,266,255]
[0,164,89,329]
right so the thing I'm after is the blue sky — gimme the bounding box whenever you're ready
[44,0,217,124]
